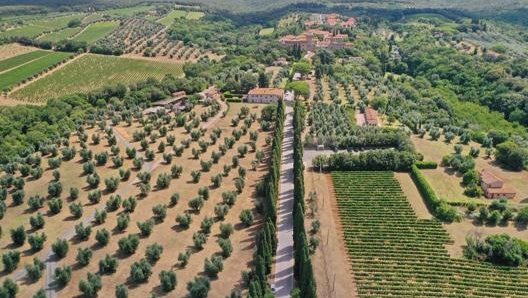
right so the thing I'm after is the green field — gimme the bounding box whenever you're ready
[157,9,187,27]
[103,5,154,16]
[12,54,183,102]
[38,27,82,42]
[332,171,528,298]
[0,14,85,38]
[259,27,275,36]
[0,52,72,91]
[73,21,120,43]
[82,13,105,23]
[0,50,49,72]
[186,11,205,19]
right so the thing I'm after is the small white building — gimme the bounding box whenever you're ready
[246,88,284,104]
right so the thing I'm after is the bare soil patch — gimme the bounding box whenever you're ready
[304,168,357,298]
[0,44,37,60]
[394,172,432,220]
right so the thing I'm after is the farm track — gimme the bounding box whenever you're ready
[273,104,294,297]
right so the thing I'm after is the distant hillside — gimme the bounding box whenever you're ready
[1,0,527,13]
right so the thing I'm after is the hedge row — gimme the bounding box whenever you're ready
[415,161,438,169]
[410,165,460,223]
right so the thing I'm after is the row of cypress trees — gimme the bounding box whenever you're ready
[248,99,285,298]
[292,101,317,298]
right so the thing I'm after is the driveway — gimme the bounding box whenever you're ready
[273,104,295,297]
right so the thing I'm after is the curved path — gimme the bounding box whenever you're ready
[273,104,295,297]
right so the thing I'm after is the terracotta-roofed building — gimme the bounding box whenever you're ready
[246,88,284,104]
[342,17,357,28]
[364,108,379,126]
[479,169,516,199]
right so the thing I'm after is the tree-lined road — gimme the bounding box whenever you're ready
[273,104,294,297]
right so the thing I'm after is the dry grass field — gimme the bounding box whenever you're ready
[0,44,37,60]
[0,100,271,297]
[411,134,528,205]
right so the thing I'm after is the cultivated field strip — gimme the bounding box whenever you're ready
[331,171,528,298]
[0,50,49,72]
[0,52,72,91]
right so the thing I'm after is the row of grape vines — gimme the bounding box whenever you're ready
[331,171,528,298]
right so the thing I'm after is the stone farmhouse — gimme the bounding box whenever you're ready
[479,169,516,199]
[245,88,284,104]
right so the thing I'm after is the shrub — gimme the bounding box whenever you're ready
[88,190,102,204]
[122,196,137,213]
[75,223,92,241]
[54,265,72,287]
[25,257,45,281]
[193,232,207,249]
[105,177,120,192]
[28,195,44,211]
[189,197,204,213]
[69,202,84,219]
[171,165,183,178]
[170,193,180,206]
[137,219,155,237]
[415,161,438,169]
[219,223,234,239]
[28,233,47,251]
[152,204,167,222]
[76,248,93,267]
[52,239,69,259]
[98,254,118,275]
[218,238,233,258]
[94,209,107,225]
[516,206,528,225]
[2,251,20,273]
[234,177,245,193]
[187,277,210,298]
[12,189,25,206]
[95,229,110,246]
[130,259,152,283]
[204,256,223,278]
[116,214,130,231]
[29,213,45,229]
[118,234,140,255]
[178,249,191,267]
[159,270,177,292]
[239,209,254,227]
[78,273,102,298]
[48,198,63,214]
[10,226,26,246]
[115,285,128,298]
[156,173,171,189]
[176,213,192,228]
[191,171,201,183]
[215,204,229,220]
[145,243,163,263]
[69,187,80,200]
[222,191,237,206]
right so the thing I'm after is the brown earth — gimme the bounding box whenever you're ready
[304,168,357,298]
[1,101,270,297]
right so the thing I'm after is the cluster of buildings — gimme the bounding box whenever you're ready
[280,29,354,51]
[279,13,357,52]
[304,13,357,29]
[479,170,516,199]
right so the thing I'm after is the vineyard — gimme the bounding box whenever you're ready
[12,54,183,102]
[0,51,72,91]
[0,50,49,72]
[39,27,83,43]
[72,21,120,43]
[331,171,528,298]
